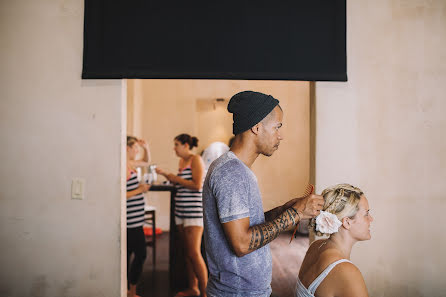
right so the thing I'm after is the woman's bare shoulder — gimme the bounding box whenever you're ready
[300,240,344,285]
[309,239,325,249]
[332,261,363,277]
[304,239,327,257]
[324,261,369,297]
[191,154,204,167]
[301,240,324,266]
[307,240,343,263]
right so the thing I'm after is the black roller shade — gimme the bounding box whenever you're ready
[82,1,346,81]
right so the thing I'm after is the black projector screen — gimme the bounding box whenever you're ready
[82,1,346,81]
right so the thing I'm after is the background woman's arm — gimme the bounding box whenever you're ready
[165,155,204,190]
[138,139,151,162]
[129,139,151,167]
[126,184,150,199]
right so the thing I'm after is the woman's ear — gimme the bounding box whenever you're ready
[342,217,351,230]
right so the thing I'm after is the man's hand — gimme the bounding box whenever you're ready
[292,194,324,219]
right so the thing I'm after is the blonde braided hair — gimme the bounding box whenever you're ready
[309,184,364,236]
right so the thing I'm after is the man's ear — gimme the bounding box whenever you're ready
[250,123,261,135]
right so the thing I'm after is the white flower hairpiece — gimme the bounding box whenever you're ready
[315,211,342,234]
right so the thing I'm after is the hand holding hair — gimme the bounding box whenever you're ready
[293,193,324,220]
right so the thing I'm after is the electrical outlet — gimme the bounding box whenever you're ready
[71,178,85,200]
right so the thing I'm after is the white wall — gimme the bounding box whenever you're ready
[0,1,125,297]
[315,1,446,296]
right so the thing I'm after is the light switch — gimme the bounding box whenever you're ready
[71,178,85,200]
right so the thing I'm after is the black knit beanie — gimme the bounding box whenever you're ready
[228,91,280,135]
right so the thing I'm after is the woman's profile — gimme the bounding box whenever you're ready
[156,134,208,297]
[295,184,373,297]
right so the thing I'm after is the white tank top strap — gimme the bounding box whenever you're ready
[308,259,352,294]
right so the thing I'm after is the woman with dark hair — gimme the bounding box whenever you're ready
[126,136,151,297]
[156,134,208,297]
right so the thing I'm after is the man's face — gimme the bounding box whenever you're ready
[257,106,283,156]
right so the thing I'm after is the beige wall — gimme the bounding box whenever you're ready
[127,80,311,230]
[315,1,446,296]
[0,1,125,297]
[195,98,233,153]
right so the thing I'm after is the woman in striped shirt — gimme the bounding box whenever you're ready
[126,136,151,297]
[156,134,208,297]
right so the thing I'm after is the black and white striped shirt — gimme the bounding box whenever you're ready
[175,167,203,219]
[126,170,145,228]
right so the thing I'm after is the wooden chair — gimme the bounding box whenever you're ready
[144,205,156,269]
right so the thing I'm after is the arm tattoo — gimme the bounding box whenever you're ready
[248,207,301,251]
[264,206,281,221]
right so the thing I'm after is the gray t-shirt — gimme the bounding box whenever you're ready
[203,151,272,297]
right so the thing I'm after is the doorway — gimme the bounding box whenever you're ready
[124,79,312,296]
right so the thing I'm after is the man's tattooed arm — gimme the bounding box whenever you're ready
[264,197,300,221]
[248,207,301,251]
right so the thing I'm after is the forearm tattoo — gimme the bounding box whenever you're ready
[248,207,300,251]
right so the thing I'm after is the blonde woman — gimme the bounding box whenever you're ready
[126,136,151,297]
[295,184,373,297]
[156,134,208,297]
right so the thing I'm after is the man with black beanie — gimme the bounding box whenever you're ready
[202,91,324,297]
